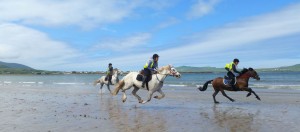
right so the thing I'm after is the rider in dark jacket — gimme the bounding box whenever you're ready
[225,59,241,91]
[107,63,113,85]
[142,54,159,90]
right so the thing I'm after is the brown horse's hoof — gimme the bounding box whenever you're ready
[214,101,219,104]
[230,99,235,102]
[256,97,261,101]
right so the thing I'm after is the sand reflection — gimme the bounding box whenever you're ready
[103,97,167,132]
[212,104,261,131]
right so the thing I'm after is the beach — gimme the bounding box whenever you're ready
[1,84,299,132]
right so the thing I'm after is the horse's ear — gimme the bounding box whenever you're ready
[249,67,253,71]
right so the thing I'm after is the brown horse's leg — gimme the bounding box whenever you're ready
[243,88,260,100]
[220,90,235,102]
[212,90,220,103]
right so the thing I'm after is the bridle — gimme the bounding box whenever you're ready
[155,68,178,83]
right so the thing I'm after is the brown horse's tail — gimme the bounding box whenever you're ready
[112,80,125,96]
[198,80,213,91]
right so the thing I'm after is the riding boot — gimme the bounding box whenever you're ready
[146,82,149,91]
[141,77,146,88]
[231,84,238,91]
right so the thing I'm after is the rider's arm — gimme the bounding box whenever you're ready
[225,67,230,72]
[232,64,241,74]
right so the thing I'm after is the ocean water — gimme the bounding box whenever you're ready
[0,72,300,90]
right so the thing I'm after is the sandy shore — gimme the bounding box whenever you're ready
[0,85,299,132]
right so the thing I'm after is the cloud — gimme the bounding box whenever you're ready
[93,33,151,51]
[187,0,220,19]
[0,23,80,69]
[84,3,300,70]
[0,0,141,28]
[154,17,180,30]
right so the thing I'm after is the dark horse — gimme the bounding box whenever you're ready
[198,68,261,103]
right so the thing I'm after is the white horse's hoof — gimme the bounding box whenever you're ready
[139,100,143,103]
[154,96,158,99]
[141,101,147,104]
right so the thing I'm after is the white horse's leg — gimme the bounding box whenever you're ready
[154,89,165,99]
[122,91,127,103]
[142,91,154,104]
[107,84,111,93]
[132,86,143,103]
[100,83,104,94]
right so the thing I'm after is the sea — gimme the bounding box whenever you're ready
[0,71,300,91]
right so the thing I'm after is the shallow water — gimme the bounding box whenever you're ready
[0,71,300,90]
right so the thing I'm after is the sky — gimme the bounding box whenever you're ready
[0,0,300,71]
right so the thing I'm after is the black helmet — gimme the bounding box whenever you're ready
[153,54,159,59]
[233,58,239,62]
[109,63,112,65]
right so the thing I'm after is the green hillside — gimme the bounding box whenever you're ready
[258,64,300,72]
[0,61,34,70]
[177,64,300,73]
[0,61,60,74]
[176,66,224,73]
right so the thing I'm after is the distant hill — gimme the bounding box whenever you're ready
[177,64,300,73]
[176,66,224,73]
[0,61,61,74]
[0,61,34,70]
[258,64,300,72]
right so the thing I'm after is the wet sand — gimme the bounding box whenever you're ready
[0,85,300,132]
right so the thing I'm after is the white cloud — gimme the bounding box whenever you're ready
[0,0,141,28]
[187,0,220,19]
[93,33,151,51]
[83,3,300,70]
[0,23,80,69]
[155,17,180,30]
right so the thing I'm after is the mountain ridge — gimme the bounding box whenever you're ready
[176,64,300,73]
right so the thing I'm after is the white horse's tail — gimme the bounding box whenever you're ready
[93,79,100,86]
[112,80,125,96]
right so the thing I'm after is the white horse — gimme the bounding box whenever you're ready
[94,68,122,94]
[112,65,181,104]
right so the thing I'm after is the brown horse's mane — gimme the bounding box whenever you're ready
[239,67,254,76]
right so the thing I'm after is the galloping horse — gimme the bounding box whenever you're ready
[198,68,261,103]
[112,65,181,104]
[94,68,122,94]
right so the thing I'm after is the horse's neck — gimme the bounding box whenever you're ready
[237,73,250,82]
[155,70,168,81]
[112,72,118,78]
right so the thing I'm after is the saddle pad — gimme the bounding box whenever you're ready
[136,74,152,82]
[223,77,236,85]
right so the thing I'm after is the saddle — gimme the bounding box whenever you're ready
[136,70,152,82]
[223,76,236,85]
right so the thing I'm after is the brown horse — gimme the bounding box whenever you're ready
[198,68,261,103]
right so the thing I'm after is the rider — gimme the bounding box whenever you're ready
[142,54,159,90]
[106,63,113,85]
[225,58,241,91]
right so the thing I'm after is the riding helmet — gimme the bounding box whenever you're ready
[233,58,239,62]
[153,54,159,59]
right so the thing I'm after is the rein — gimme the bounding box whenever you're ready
[238,72,251,79]
[155,73,168,83]
[155,69,174,83]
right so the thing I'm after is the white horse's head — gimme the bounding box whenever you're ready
[158,65,181,78]
[113,68,122,75]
